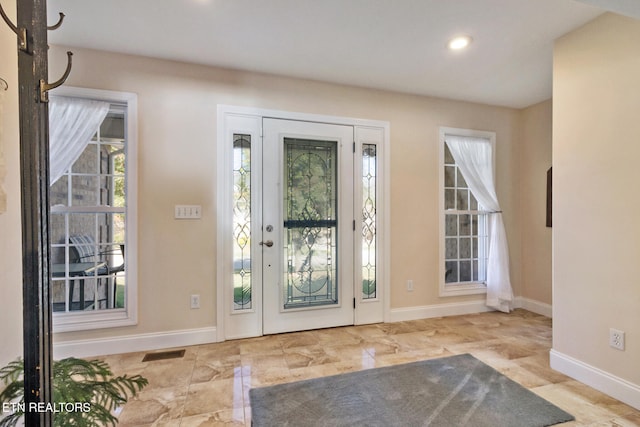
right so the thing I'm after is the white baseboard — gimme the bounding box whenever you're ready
[550,349,640,410]
[388,297,551,323]
[53,326,218,359]
[513,296,553,318]
[52,298,551,358]
[388,300,493,322]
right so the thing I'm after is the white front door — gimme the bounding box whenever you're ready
[218,106,387,340]
[262,119,355,334]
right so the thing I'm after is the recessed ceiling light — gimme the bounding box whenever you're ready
[448,35,473,51]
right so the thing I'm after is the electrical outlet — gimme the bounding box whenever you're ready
[190,294,201,309]
[609,328,625,351]
[407,280,414,292]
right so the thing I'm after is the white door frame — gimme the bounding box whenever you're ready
[216,105,390,341]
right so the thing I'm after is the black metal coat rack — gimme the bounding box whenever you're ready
[1,1,73,425]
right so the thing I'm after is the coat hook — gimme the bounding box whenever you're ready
[0,77,7,91]
[0,2,27,51]
[40,51,73,102]
[48,12,65,31]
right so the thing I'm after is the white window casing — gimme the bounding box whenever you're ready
[50,87,138,332]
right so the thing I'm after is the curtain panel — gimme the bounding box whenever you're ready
[49,96,110,185]
[445,135,514,313]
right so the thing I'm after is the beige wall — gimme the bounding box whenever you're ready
[46,45,528,344]
[520,100,553,305]
[553,13,640,385]
[0,1,23,366]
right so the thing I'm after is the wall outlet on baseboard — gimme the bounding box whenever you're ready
[609,328,625,351]
[190,294,201,309]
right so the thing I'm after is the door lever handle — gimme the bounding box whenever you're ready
[260,240,274,247]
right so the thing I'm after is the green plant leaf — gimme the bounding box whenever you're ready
[0,357,148,427]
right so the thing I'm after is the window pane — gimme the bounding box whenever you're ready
[285,139,337,221]
[111,149,125,172]
[71,175,99,206]
[50,213,67,259]
[68,213,97,248]
[100,113,125,140]
[285,226,337,308]
[444,144,455,165]
[444,166,455,187]
[470,192,478,210]
[113,213,126,244]
[459,214,471,236]
[457,169,467,188]
[233,134,252,310]
[112,176,126,207]
[50,175,69,207]
[445,238,458,259]
[445,261,458,283]
[457,189,468,210]
[72,143,98,174]
[460,260,472,282]
[107,143,126,208]
[460,238,471,259]
[284,138,338,309]
[54,222,116,311]
[445,214,458,236]
[445,189,456,210]
[362,144,377,300]
[52,280,67,313]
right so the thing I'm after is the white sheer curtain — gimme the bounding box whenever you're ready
[446,135,514,313]
[49,96,110,185]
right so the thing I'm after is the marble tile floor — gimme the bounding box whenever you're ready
[100,309,640,426]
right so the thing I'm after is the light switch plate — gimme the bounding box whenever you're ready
[175,205,202,219]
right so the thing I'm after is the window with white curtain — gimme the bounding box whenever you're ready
[439,128,492,297]
[49,88,138,332]
[439,127,514,311]
[443,142,489,287]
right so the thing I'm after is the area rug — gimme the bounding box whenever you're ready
[249,353,574,427]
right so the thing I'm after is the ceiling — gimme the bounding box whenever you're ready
[46,0,636,109]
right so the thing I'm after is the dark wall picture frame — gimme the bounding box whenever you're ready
[546,167,552,228]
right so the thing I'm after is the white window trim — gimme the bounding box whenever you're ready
[51,86,138,332]
[438,126,495,297]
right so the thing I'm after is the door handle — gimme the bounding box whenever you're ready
[260,240,274,247]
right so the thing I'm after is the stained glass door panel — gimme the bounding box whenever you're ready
[262,119,354,334]
[284,139,338,309]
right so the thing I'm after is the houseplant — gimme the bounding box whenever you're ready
[0,357,148,426]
